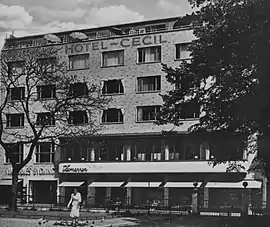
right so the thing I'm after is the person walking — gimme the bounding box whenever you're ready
[67,188,82,226]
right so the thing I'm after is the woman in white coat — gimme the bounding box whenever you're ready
[67,188,82,226]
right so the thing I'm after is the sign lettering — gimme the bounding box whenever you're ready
[62,164,88,173]
[4,167,55,177]
[65,34,167,54]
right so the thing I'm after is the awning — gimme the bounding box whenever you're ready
[0,179,22,186]
[164,182,201,188]
[206,180,262,189]
[125,182,162,188]
[59,182,84,187]
[89,182,124,187]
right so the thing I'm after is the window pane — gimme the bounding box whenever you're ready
[176,43,191,60]
[102,80,124,94]
[69,111,88,124]
[137,76,161,92]
[69,54,89,70]
[37,85,56,99]
[102,109,123,123]
[138,46,161,63]
[102,51,124,66]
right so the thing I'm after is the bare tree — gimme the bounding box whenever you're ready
[0,46,109,211]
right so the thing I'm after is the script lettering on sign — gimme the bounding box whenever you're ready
[65,34,167,54]
[62,164,88,173]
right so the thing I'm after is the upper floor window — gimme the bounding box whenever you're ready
[175,43,191,60]
[68,83,88,97]
[36,142,54,163]
[102,79,124,95]
[138,46,161,63]
[37,85,56,99]
[69,54,89,70]
[179,102,200,119]
[137,76,161,92]
[68,111,88,125]
[137,106,160,122]
[36,112,55,126]
[175,76,199,90]
[102,50,124,67]
[5,143,24,164]
[7,61,24,75]
[6,113,24,128]
[37,57,55,73]
[8,87,25,101]
[102,108,123,123]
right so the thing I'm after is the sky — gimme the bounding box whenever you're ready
[0,0,193,49]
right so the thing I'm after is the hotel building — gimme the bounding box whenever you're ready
[0,16,267,211]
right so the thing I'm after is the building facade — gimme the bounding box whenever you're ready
[0,17,266,210]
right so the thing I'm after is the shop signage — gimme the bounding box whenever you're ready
[65,34,167,54]
[4,166,55,177]
[62,164,88,173]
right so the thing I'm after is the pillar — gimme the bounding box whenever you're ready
[126,187,132,205]
[26,180,30,203]
[262,177,267,208]
[164,145,169,161]
[87,187,95,206]
[203,187,209,208]
[164,188,169,206]
[106,187,111,201]
[192,188,199,214]
[90,148,95,162]
[241,189,249,216]
[126,145,131,161]
[59,186,65,204]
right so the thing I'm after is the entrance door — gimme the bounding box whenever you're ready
[32,181,57,204]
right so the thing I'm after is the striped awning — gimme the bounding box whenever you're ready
[89,182,125,187]
[0,179,22,186]
[58,182,84,187]
[125,182,162,188]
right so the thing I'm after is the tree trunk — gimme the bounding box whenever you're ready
[10,169,19,211]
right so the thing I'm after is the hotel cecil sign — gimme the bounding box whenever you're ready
[65,34,167,54]
[5,166,55,177]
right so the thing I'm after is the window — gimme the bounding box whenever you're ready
[137,76,161,92]
[138,46,161,63]
[7,61,24,75]
[68,83,88,97]
[179,102,200,119]
[69,54,89,70]
[175,43,191,60]
[36,142,54,163]
[102,108,123,123]
[68,111,88,125]
[6,114,24,127]
[37,85,56,99]
[175,76,199,90]
[102,50,124,67]
[102,80,124,95]
[5,143,24,163]
[37,57,55,72]
[36,112,55,126]
[137,106,160,121]
[8,87,25,101]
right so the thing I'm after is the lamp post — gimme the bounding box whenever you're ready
[241,181,249,216]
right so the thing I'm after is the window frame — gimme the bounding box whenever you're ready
[68,54,90,70]
[136,106,160,122]
[102,79,124,95]
[68,110,88,125]
[5,143,24,164]
[37,57,56,73]
[137,75,161,93]
[36,112,55,126]
[101,108,124,124]
[68,82,88,98]
[179,102,200,120]
[137,46,161,64]
[102,50,124,67]
[35,142,54,163]
[6,113,24,128]
[7,60,24,75]
[37,84,56,100]
[175,43,191,60]
[8,87,25,101]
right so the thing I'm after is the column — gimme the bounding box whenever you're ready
[262,177,267,208]
[203,187,209,208]
[192,187,199,214]
[26,180,30,203]
[90,148,95,162]
[59,186,65,204]
[87,187,95,206]
[106,187,111,201]
[126,187,132,205]
[164,145,169,161]
[164,188,169,206]
[126,145,131,161]
[241,183,249,216]
[56,180,60,204]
